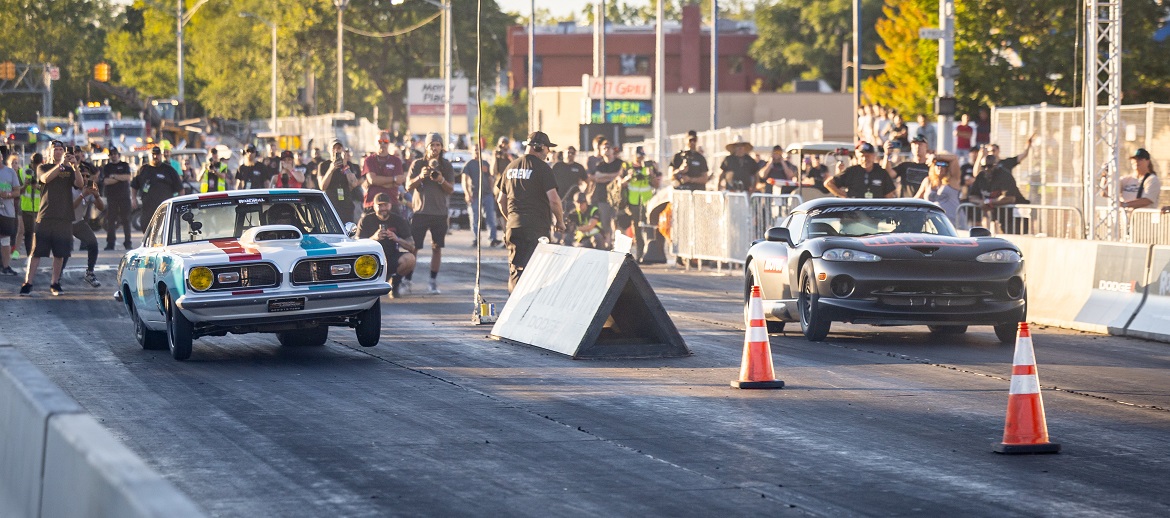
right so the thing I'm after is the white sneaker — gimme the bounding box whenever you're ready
[428,279,440,294]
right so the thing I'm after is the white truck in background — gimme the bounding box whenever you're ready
[77,102,114,144]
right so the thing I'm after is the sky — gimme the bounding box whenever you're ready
[497,0,651,19]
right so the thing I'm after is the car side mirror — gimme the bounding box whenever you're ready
[969,227,992,238]
[765,227,791,245]
[344,222,358,238]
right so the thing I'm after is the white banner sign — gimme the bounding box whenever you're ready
[407,78,469,106]
[582,75,652,100]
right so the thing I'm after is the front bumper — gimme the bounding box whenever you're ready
[175,282,390,323]
[809,258,1026,325]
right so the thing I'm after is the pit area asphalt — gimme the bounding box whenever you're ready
[1,230,1168,517]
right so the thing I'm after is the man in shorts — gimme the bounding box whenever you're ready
[21,141,84,296]
[356,193,416,298]
[404,133,454,294]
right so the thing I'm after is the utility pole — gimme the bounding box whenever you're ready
[852,0,860,141]
[655,0,666,168]
[177,0,184,117]
[710,0,718,131]
[445,0,453,146]
[594,1,606,125]
[335,0,349,113]
[936,0,955,153]
[527,0,534,133]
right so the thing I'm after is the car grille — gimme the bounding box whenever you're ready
[291,255,377,285]
[208,263,280,291]
[870,284,989,307]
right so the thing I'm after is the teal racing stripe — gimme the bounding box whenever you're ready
[269,189,299,195]
[300,235,337,256]
[308,284,339,291]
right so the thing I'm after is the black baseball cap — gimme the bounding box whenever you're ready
[150,147,162,155]
[1132,148,1151,160]
[244,144,258,153]
[373,192,392,204]
[911,135,927,144]
[526,131,556,148]
[855,142,876,154]
[280,150,294,160]
[772,145,783,152]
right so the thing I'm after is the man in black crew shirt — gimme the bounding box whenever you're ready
[496,131,565,292]
[131,147,183,230]
[100,147,134,250]
[236,144,275,190]
[669,130,709,190]
[825,142,896,199]
[20,141,84,296]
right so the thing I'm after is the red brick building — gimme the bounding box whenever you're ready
[508,4,759,94]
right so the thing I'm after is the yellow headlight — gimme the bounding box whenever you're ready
[354,255,379,280]
[189,267,213,292]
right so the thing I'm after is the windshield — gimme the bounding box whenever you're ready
[111,127,144,138]
[169,193,343,245]
[80,111,111,122]
[806,206,957,238]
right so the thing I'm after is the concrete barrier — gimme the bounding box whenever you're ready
[0,346,84,518]
[1125,245,1170,342]
[41,414,205,518]
[1078,243,1150,333]
[0,341,205,518]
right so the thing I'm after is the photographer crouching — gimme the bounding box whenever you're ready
[405,133,454,295]
[356,193,416,299]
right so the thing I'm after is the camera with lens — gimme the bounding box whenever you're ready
[426,158,442,181]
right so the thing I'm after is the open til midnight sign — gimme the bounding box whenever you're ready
[590,100,653,126]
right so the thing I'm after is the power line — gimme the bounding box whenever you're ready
[343,12,441,38]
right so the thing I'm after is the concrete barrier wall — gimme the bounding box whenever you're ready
[1004,237,1170,342]
[0,343,205,518]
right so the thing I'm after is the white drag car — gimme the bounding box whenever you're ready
[115,189,391,360]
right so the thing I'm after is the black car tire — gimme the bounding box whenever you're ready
[798,262,831,342]
[166,294,194,361]
[131,296,167,350]
[745,269,786,334]
[277,326,329,347]
[993,323,1018,344]
[928,325,968,335]
[355,299,381,348]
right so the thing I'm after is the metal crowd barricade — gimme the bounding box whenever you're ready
[749,193,804,238]
[983,204,1085,238]
[955,202,979,231]
[1121,209,1170,245]
[670,191,806,270]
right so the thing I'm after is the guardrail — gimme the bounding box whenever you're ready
[1120,208,1170,245]
[671,191,802,269]
[962,204,1086,239]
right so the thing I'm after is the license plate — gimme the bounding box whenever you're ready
[267,297,305,312]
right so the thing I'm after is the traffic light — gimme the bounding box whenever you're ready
[0,62,15,81]
[94,62,111,82]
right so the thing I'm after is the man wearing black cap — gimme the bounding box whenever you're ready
[314,141,362,224]
[669,130,709,190]
[99,147,134,250]
[496,131,564,292]
[825,142,896,199]
[236,144,275,190]
[130,147,183,230]
[1119,148,1160,209]
[757,145,796,193]
[356,192,416,298]
[889,136,931,197]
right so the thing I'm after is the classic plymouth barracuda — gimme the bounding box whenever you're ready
[116,189,391,360]
[744,198,1026,343]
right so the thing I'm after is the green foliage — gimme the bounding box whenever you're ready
[862,0,937,118]
[477,89,527,145]
[106,1,179,100]
[0,0,116,120]
[751,0,884,92]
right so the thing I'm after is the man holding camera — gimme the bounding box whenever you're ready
[100,147,133,250]
[496,131,564,292]
[405,133,455,294]
[315,141,362,224]
[669,131,709,191]
[21,141,84,296]
[270,151,304,188]
[131,147,183,231]
[888,136,931,198]
[356,192,417,298]
[613,146,660,260]
[236,144,275,190]
[198,147,231,193]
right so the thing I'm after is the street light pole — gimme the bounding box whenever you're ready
[177,0,184,116]
[240,12,278,134]
[655,0,665,169]
[853,0,861,141]
[445,0,453,148]
[335,0,349,114]
[527,0,534,133]
[710,0,718,131]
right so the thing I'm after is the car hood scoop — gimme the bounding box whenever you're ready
[240,225,303,246]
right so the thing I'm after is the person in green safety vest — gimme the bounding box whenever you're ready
[566,192,602,249]
[17,153,41,257]
[612,146,661,261]
[198,147,232,193]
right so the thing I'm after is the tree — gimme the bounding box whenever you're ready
[105,2,180,100]
[862,0,937,118]
[751,0,884,92]
[477,90,527,145]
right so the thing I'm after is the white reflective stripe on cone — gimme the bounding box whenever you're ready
[747,325,768,343]
[1009,374,1041,395]
[1013,337,1036,366]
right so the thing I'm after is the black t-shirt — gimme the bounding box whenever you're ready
[551,161,587,198]
[972,167,1025,202]
[131,163,182,209]
[894,161,930,197]
[356,211,412,252]
[36,163,77,223]
[407,157,455,216]
[670,150,709,178]
[100,161,133,203]
[720,155,759,191]
[832,164,895,199]
[592,159,623,205]
[237,163,274,190]
[315,161,358,207]
[496,154,558,229]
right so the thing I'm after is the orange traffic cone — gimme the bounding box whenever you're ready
[731,286,785,389]
[993,322,1060,454]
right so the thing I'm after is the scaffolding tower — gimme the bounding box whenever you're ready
[1083,0,1123,240]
